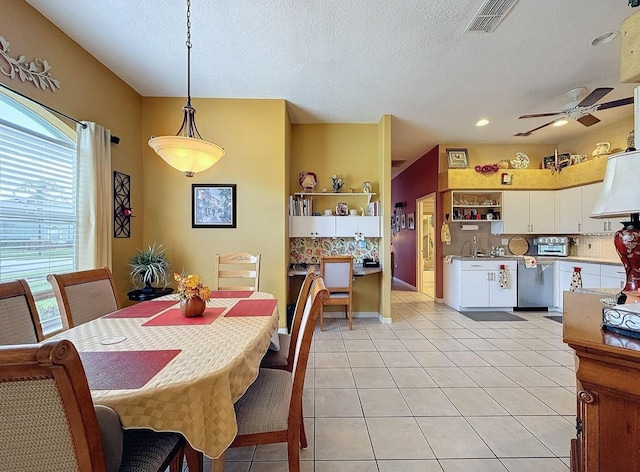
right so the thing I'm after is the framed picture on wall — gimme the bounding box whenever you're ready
[446,148,469,168]
[401,213,406,229]
[395,214,400,231]
[408,212,415,230]
[192,184,237,228]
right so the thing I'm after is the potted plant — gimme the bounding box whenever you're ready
[129,243,170,293]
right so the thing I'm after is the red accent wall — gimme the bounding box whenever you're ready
[391,145,442,298]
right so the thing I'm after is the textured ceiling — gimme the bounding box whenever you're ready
[26,0,639,174]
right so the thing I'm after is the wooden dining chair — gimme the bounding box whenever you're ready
[261,266,316,371]
[320,255,354,330]
[0,339,184,472]
[47,267,120,330]
[0,279,44,344]
[230,277,329,472]
[214,252,261,291]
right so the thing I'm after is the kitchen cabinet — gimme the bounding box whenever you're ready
[558,187,583,234]
[290,215,381,238]
[599,264,626,290]
[289,216,335,238]
[581,183,627,234]
[335,216,381,237]
[555,261,601,310]
[447,191,502,222]
[501,191,557,234]
[448,260,517,309]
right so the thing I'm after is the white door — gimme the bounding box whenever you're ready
[460,270,490,307]
[417,194,436,299]
[357,216,381,237]
[489,269,517,307]
[582,183,607,233]
[335,216,358,237]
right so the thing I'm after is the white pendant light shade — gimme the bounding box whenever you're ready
[149,135,225,177]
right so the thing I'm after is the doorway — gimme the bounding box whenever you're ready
[417,194,435,298]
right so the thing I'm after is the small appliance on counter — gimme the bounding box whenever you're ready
[534,236,569,257]
[362,258,380,267]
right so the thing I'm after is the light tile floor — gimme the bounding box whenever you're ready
[202,287,575,471]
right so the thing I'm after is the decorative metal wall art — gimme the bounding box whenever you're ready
[113,171,132,238]
[0,36,60,92]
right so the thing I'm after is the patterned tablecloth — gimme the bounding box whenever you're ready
[46,292,279,459]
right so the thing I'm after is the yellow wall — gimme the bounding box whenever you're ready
[378,115,392,319]
[559,116,634,156]
[2,1,144,303]
[439,143,559,171]
[141,97,290,324]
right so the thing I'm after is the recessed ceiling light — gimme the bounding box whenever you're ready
[476,119,490,127]
[553,119,569,127]
[590,31,619,47]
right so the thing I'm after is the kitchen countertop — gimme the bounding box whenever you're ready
[447,255,622,266]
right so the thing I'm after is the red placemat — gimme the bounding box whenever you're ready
[142,307,224,326]
[103,300,176,318]
[210,290,254,298]
[80,350,181,390]
[224,299,278,317]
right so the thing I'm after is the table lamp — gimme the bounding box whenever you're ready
[590,149,640,303]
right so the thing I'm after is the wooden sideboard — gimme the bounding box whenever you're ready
[563,290,640,472]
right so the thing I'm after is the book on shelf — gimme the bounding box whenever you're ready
[368,201,379,216]
[289,195,313,216]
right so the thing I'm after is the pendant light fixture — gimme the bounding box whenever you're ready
[148,0,225,177]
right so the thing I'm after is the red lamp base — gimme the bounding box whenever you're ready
[614,216,640,303]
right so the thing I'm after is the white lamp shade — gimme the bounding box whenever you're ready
[148,136,225,175]
[590,150,640,219]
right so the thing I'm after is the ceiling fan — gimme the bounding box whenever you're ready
[515,87,634,137]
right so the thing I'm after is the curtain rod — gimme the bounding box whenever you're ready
[0,82,120,144]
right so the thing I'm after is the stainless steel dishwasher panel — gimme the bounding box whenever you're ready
[517,261,554,308]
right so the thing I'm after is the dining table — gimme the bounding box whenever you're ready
[45,290,280,470]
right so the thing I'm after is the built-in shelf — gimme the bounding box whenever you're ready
[294,192,377,206]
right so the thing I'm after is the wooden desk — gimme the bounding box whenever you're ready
[563,290,640,472]
[46,293,279,468]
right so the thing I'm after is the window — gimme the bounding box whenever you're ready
[0,92,76,334]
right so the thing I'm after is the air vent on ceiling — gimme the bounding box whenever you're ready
[465,0,519,33]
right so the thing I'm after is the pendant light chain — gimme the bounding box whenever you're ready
[186,0,192,102]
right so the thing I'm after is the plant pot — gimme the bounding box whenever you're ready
[179,297,206,318]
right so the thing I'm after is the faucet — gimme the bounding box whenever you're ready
[472,235,477,258]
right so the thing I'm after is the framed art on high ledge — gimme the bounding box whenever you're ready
[446,148,469,168]
[192,184,237,228]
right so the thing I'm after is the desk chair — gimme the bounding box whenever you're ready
[0,279,44,344]
[47,267,120,330]
[261,266,316,371]
[320,255,354,330]
[214,253,261,291]
[0,340,184,472]
[230,277,329,472]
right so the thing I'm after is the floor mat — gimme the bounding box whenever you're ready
[460,311,527,322]
[545,315,563,323]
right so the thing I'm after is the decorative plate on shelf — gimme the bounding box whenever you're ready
[510,152,530,169]
[336,202,349,216]
[298,172,317,192]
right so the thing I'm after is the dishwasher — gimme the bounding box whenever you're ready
[516,261,554,310]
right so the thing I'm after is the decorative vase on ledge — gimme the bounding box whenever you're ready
[179,297,206,318]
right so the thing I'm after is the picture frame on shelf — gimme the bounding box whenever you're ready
[501,173,513,185]
[408,212,415,230]
[192,184,237,228]
[446,148,469,168]
[401,213,406,229]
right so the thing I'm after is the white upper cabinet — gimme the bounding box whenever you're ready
[502,191,557,234]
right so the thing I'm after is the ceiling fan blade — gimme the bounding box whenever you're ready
[514,120,558,137]
[597,96,634,111]
[576,114,601,127]
[519,112,563,119]
[577,87,613,107]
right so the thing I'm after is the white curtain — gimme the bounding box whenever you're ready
[76,122,112,270]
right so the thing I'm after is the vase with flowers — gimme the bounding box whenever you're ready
[330,174,345,193]
[174,272,211,317]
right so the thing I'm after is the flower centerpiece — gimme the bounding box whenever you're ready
[330,174,345,193]
[174,272,211,317]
